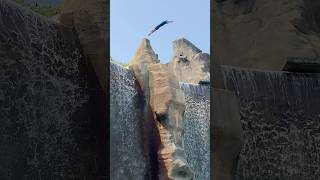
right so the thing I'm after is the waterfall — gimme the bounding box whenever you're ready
[222,66,320,180]
[180,82,210,180]
[179,82,210,98]
[110,62,149,179]
[0,1,107,179]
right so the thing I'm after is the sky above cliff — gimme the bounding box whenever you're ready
[111,0,210,64]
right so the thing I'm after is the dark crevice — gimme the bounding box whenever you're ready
[77,43,108,178]
[134,76,161,180]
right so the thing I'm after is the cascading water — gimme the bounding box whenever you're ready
[0,1,107,179]
[110,63,149,179]
[180,82,210,180]
[222,66,320,180]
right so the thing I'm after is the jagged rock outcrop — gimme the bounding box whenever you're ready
[149,64,193,179]
[60,0,108,92]
[128,38,159,88]
[0,0,107,179]
[165,38,210,84]
[110,62,210,180]
[213,0,320,70]
[128,38,194,179]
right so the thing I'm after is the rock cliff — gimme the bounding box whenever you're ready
[110,63,160,179]
[165,38,210,84]
[60,0,108,92]
[0,1,210,179]
[212,58,243,180]
[0,0,107,179]
[111,62,211,180]
[110,38,210,179]
[128,38,194,179]
[213,0,320,70]
[213,1,320,180]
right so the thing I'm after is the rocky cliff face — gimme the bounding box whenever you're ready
[110,61,210,180]
[213,0,320,70]
[24,0,63,7]
[110,63,160,179]
[0,0,107,179]
[165,38,210,84]
[212,88,243,180]
[223,66,320,179]
[128,38,194,179]
[60,0,108,92]
[211,56,243,180]
[213,1,320,180]
[0,1,209,179]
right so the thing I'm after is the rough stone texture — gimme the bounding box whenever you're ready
[110,62,211,180]
[213,57,226,89]
[223,66,320,180]
[24,0,63,7]
[149,64,193,179]
[128,38,159,89]
[0,1,107,179]
[213,0,320,70]
[180,83,210,180]
[128,38,193,179]
[165,38,210,84]
[149,64,185,120]
[60,0,108,92]
[212,53,243,180]
[212,88,243,180]
[110,63,149,179]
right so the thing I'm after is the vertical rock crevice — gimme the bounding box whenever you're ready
[128,38,194,179]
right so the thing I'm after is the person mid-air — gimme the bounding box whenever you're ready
[148,20,174,36]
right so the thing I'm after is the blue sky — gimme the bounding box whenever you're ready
[111,0,210,64]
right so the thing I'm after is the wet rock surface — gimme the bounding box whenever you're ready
[110,63,150,179]
[212,88,243,180]
[60,0,108,92]
[223,66,320,180]
[0,1,107,179]
[180,83,210,180]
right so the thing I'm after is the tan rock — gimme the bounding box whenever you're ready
[166,38,210,84]
[213,0,320,71]
[212,88,243,180]
[60,0,108,92]
[129,38,193,179]
[213,56,225,89]
[128,38,159,88]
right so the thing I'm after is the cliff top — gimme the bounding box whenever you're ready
[128,38,160,66]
